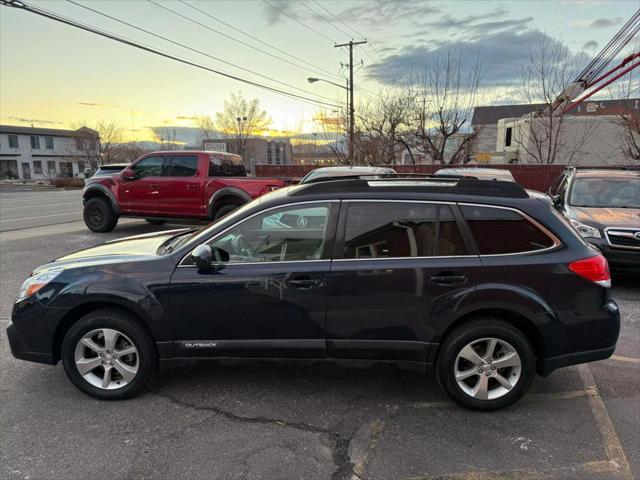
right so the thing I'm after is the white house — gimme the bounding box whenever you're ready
[0,125,99,180]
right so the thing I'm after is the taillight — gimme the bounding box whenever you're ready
[568,254,611,288]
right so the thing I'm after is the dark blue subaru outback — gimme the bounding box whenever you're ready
[7,175,620,410]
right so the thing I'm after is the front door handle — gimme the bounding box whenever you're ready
[286,278,323,289]
[429,272,467,286]
[150,183,160,188]
[186,184,198,190]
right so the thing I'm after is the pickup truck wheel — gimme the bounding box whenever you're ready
[83,197,118,233]
[214,203,241,220]
[145,219,166,226]
[436,318,535,411]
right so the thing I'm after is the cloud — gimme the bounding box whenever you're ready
[335,0,440,27]
[416,7,509,32]
[262,0,298,26]
[3,116,63,125]
[77,101,119,109]
[176,115,199,121]
[366,29,572,87]
[570,17,624,29]
[583,40,598,50]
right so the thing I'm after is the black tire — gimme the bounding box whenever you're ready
[436,318,536,411]
[83,197,118,233]
[145,219,167,226]
[61,308,157,400]
[214,203,241,220]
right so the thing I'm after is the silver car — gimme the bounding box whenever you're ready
[300,166,396,183]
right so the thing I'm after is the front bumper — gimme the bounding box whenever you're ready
[6,323,55,365]
[587,239,640,271]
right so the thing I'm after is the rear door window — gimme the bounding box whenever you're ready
[343,202,469,259]
[209,154,245,176]
[167,156,198,177]
[461,205,556,254]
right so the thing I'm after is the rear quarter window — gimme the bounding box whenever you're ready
[461,205,556,255]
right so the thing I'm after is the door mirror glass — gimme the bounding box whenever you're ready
[122,169,137,180]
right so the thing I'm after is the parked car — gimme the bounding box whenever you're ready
[300,165,396,183]
[435,167,516,182]
[548,167,640,271]
[91,163,130,177]
[82,151,286,232]
[8,175,619,410]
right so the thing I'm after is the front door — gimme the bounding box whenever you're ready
[157,155,204,217]
[326,201,482,364]
[169,201,339,358]
[118,155,165,214]
[21,162,31,180]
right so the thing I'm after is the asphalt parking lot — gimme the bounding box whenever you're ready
[0,188,638,480]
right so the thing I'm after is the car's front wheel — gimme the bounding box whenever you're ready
[436,319,535,411]
[83,197,118,232]
[61,309,156,400]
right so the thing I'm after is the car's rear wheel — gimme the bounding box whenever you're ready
[61,309,156,400]
[436,319,535,411]
[145,219,167,226]
[83,197,118,233]
[214,203,241,220]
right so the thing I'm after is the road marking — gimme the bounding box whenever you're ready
[577,364,632,480]
[403,460,623,480]
[0,202,78,210]
[610,355,640,364]
[0,212,79,223]
[0,218,143,241]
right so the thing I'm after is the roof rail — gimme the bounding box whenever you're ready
[565,165,640,171]
[290,174,529,198]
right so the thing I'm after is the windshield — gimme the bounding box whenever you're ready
[569,177,640,208]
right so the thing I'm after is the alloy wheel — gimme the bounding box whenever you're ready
[454,337,522,401]
[88,206,105,227]
[74,328,139,390]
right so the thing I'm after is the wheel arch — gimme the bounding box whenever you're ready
[52,301,158,363]
[432,307,546,373]
[207,187,251,218]
[83,184,120,215]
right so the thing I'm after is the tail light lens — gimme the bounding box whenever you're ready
[568,254,611,288]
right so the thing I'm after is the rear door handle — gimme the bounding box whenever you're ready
[150,184,160,188]
[429,273,467,285]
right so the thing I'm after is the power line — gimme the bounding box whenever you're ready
[178,0,344,82]
[65,0,339,105]
[299,0,352,40]
[261,0,336,44]
[0,0,341,109]
[310,0,364,40]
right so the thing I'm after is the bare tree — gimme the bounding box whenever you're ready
[316,110,349,164]
[196,115,218,145]
[610,64,640,162]
[154,127,182,151]
[215,92,271,165]
[72,120,126,167]
[515,35,598,164]
[407,50,481,164]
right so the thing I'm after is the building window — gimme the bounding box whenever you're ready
[267,145,273,164]
[30,136,40,149]
[8,134,18,148]
[275,143,281,165]
[47,160,56,175]
[505,127,512,147]
[44,136,54,149]
[33,161,43,174]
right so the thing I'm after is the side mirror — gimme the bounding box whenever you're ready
[551,194,562,208]
[191,244,229,270]
[122,169,137,180]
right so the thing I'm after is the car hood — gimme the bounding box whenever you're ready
[568,206,640,229]
[33,229,190,274]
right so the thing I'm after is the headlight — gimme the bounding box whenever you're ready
[17,270,62,300]
[570,219,601,239]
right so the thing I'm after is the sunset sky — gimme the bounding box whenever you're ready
[1,0,637,143]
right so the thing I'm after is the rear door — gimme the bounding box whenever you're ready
[325,200,482,364]
[157,154,204,217]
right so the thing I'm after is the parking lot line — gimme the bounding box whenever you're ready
[577,364,632,480]
[610,355,640,364]
[0,212,79,223]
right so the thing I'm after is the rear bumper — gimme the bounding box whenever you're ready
[6,323,55,365]
[539,300,620,376]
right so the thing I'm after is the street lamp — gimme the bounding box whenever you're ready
[307,77,353,164]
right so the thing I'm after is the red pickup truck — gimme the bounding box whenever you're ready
[82,150,286,232]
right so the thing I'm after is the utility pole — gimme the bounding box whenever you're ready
[335,40,367,164]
